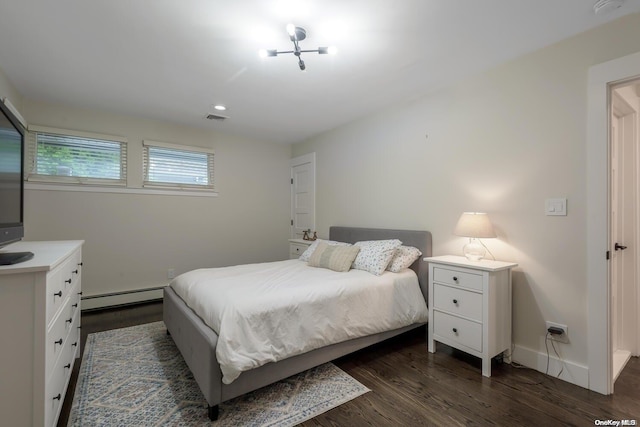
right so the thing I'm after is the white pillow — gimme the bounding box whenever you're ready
[299,239,351,262]
[387,245,422,272]
[352,239,402,275]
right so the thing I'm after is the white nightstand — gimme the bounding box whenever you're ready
[288,239,313,259]
[424,255,517,377]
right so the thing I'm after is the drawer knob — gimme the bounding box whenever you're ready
[72,303,78,308]
[72,342,78,347]
[65,278,72,284]
[77,262,83,266]
[54,291,62,298]
[78,291,83,296]
[452,328,458,334]
[72,269,79,274]
[64,363,71,369]
[452,276,458,282]
[66,318,73,324]
[53,394,61,401]
[54,338,63,346]
[453,299,458,304]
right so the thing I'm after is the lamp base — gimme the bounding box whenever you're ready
[462,239,486,261]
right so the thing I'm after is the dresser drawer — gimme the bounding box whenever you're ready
[433,311,483,353]
[46,312,68,376]
[433,284,483,322]
[45,268,66,327]
[45,359,65,427]
[433,266,483,291]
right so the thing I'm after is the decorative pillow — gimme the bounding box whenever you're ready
[308,241,361,272]
[299,239,351,262]
[352,239,403,275]
[387,245,422,272]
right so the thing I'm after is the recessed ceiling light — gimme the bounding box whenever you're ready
[214,105,226,111]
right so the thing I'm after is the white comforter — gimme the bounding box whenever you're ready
[170,259,428,384]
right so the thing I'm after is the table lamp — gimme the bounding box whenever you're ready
[453,212,496,261]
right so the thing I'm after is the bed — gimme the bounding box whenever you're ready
[163,226,432,420]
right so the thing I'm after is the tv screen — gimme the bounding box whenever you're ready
[0,100,27,254]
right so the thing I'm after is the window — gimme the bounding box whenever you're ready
[26,126,127,186]
[143,140,214,190]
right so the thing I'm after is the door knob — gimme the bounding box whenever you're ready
[614,243,628,251]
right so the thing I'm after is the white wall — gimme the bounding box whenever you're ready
[0,66,23,112]
[20,100,291,307]
[292,13,640,385]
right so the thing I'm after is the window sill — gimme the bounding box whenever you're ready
[25,182,219,197]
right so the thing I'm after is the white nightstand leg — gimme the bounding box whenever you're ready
[482,357,491,377]
[428,324,435,353]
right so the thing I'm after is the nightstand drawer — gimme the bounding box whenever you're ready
[433,284,483,322]
[433,311,482,352]
[433,267,483,291]
[290,243,308,259]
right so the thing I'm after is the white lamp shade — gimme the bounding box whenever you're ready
[453,212,497,238]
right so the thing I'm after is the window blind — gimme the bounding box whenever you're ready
[143,141,214,190]
[26,127,127,186]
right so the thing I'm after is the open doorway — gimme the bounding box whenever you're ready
[609,80,640,383]
[587,51,640,395]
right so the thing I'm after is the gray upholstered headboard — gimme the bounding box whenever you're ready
[329,226,432,302]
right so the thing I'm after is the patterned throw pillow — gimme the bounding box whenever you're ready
[308,241,361,272]
[299,239,351,262]
[352,239,403,275]
[387,245,422,272]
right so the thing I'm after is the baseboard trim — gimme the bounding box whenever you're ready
[512,344,589,389]
[81,286,165,311]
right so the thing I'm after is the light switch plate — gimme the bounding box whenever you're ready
[545,198,567,216]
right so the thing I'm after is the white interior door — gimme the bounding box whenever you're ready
[610,88,638,382]
[290,153,315,239]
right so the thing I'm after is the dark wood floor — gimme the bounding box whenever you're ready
[59,301,640,426]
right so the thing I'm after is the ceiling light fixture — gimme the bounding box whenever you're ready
[259,23,336,71]
[213,105,226,111]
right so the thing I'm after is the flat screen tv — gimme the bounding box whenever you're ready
[0,99,33,265]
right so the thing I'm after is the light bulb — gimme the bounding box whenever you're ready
[286,23,296,36]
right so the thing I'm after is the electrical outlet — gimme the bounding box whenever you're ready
[167,268,176,279]
[545,321,569,343]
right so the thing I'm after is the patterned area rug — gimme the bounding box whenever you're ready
[68,321,369,426]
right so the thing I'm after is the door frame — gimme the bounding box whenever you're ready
[610,88,639,365]
[587,50,640,395]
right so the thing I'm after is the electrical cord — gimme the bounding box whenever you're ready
[545,331,565,378]
[478,239,496,260]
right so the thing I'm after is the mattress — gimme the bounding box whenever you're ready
[170,259,428,384]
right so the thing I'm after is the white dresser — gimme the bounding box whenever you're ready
[0,240,84,427]
[425,255,517,377]
[288,238,313,259]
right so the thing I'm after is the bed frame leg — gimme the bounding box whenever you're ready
[208,404,219,421]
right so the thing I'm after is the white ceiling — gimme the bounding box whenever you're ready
[0,1,639,144]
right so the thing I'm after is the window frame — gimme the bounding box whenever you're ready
[142,140,215,192]
[26,125,128,186]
